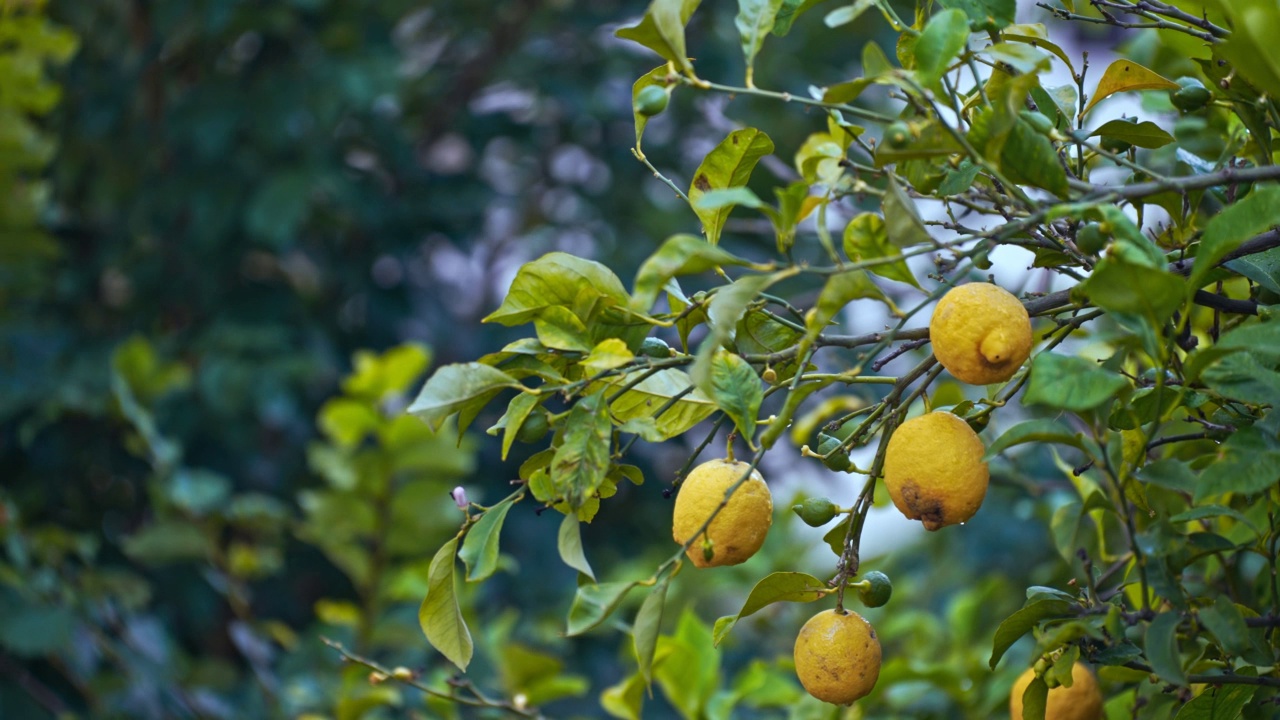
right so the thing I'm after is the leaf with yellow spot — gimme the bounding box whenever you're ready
[1082,60,1179,117]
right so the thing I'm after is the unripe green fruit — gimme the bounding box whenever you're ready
[883,121,911,149]
[857,570,892,608]
[1076,222,1107,254]
[1019,110,1054,135]
[634,85,670,117]
[639,336,673,358]
[793,497,839,527]
[516,410,550,443]
[816,434,853,471]
[1170,77,1211,112]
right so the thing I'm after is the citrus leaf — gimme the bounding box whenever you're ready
[1020,677,1048,720]
[418,537,473,671]
[615,0,703,76]
[1194,427,1280,502]
[601,670,647,720]
[736,0,785,84]
[629,234,747,310]
[990,598,1073,668]
[550,391,613,510]
[1145,612,1186,685]
[938,0,1015,31]
[1023,353,1129,412]
[1082,60,1179,116]
[409,363,517,431]
[883,174,931,248]
[1088,119,1174,149]
[712,572,829,646]
[458,497,517,582]
[633,570,672,682]
[582,338,636,372]
[604,368,716,440]
[484,252,631,327]
[707,272,783,348]
[557,514,596,580]
[688,128,775,245]
[1002,23,1074,72]
[773,0,832,35]
[534,306,592,352]
[999,117,1069,196]
[567,581,640,636]
[914,9,970,88]
[1171,683,1256,720]
[631,64,672,150]
[1189,185,1280,291]
[983,419,1085,461]
[843,212,922,289]
[1078,259,1185,325]
[692,348,762,444]
[799,270,890,358]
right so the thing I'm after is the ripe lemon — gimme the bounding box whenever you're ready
[671,459,772,567]
[1010,663,1103,720]
[882,411,989,531]
[930,283,1032,385]
[794,608,881,705]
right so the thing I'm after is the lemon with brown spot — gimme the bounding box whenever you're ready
[883,411,989,531]
[1009,663,1103,720]
[671,459,772,567]
[794,608,882,705]
[930,282,1032,385]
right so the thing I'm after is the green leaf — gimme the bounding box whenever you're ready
[1195,427,1280,501]
[615,0,703,77]
[495,392,540,461]
[983,419,1085,461]
[693,348,763,444]
[914,9,970,88]
[773,0,832,35]
[712,572,829,646]
[938,0,1015,30]
[418,537,473,671]
[601,670,647,720]
[633,570,672,682]
[1198,595,1255,660]
[459,497,517,582]
[843,212,922,289]
[823,0,878,28]
[1078,259,1185,325]
[736,0,785,84]
[633,234,752,312]
[1082,59,1179,116]
[1145,612,1186,686]
[534,306,592,352]
[882,175,931,248]
[1019,677,1048,720]
[1172,684,1257,720]
[567,581,639,636]
[1189,185,1280,291]
[801,269,890,357]
[409,362,516,432]
[551,391,613,510]
[1089,119,1174,149]
[688,128,775,245]
[582,339,636,372]
[606,368,717,440]
[707,272,782,349]
[655,610,720,719]
[121,521,213,566]
[631,65,672,150]
[1213,0,1280,101]
[990,598,1074,668]
[557,514,596,580]
[483,252,632,327]
[1023,353,1129,412]
[999,118,1069,197]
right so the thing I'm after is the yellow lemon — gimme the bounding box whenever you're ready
[794,608,882,705]
[930,283,1032,385]
[671,459,772,567]
[883,411,988,531]
[1010,663,1104,720]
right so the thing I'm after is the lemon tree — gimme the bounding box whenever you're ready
[386,1,1280,717]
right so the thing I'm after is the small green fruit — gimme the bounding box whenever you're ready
[856,570,892,608]
[1170,77,1211,112]
[792,497,839,527]
[634,85,670,117]
[883,121,911,149]
[1076,222,1107,254]
[639,336,673,358]
[815,433,853,472]
[516,410,550,444]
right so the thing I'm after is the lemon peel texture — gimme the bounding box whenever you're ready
[794,608,882,705]
[671,459,773,568]
[883,411,989,531]
[930,283,1032,385]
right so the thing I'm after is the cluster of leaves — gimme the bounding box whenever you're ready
[400,0,1280,717]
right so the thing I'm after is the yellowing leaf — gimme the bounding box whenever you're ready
[1082,60,1179,117]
